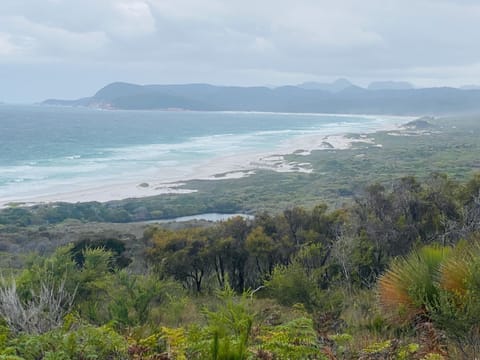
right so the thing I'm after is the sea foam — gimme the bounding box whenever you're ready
[0,106,410,206]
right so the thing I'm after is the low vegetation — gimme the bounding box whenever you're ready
[0,172,479,358]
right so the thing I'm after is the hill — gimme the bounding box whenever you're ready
[44,81,480,115]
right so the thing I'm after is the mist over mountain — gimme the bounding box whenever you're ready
[368,81,414,90]
[297,79,353,92]
[43,80,480,115]
[460,85,480,90]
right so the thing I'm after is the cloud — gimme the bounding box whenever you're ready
[107,1,156,38]
[1,0,480,101]
[378,62,480,87]
[0,33,19,56]
[0,16,109,61]
[266,2,383,51]
[1,0,156,36]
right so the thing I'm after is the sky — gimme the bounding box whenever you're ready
[1,0,480,102]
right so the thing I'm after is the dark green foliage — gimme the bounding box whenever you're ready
[147,227,211,293]
[70,236,131,270]
[265,261,320,310]
[146,207,345,294]
[1,174,480,358]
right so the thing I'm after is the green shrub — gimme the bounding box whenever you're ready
[4,323,127,360]
[257,317,326,359]
[265,261,320,311]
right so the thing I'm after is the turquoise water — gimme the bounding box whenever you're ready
[0,105,404,203]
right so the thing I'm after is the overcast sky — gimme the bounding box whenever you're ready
[1,0,480,102]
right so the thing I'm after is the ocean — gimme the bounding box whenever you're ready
[0,105,408,205]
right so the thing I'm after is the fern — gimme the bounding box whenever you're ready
[257,317,325,359]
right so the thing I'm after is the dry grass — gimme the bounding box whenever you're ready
[0,276,76,334]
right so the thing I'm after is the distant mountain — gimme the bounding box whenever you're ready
[43,97,92,107]
[297,78,354,92]
[43,82,480,115]
[368,81,414,90]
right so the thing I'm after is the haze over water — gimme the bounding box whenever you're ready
[0,105,406,205]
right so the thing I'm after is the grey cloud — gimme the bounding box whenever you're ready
[1,0,480,102]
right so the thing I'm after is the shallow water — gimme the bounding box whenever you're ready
[146,213,254,223]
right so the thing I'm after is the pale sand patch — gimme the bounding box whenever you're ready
[199,170,256,181]
[0,182,198,208]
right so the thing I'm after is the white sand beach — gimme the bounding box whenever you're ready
[0,113,411,208]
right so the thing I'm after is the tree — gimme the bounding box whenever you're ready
[217,218,251,292]
[245,226,276,283]
[148,228,210,293]
[283,207,307,246]
[70,234,132,270]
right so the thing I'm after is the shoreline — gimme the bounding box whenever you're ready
[0,114,413,209]
[35,103,419,120]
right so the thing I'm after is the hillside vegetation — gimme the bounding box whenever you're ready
[44,82,480,115]
[1,173,479,359]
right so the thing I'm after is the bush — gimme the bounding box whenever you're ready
[265,261,320,311]
[379,243,480,358]
[2,322,128,360]
[0,276,75,335]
